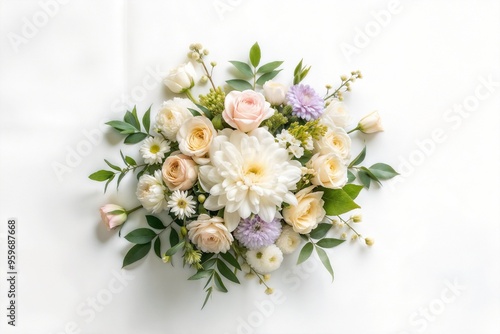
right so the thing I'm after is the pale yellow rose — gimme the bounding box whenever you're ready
[161,153,198,191]
[187,214,234,253]
[176,116,216,165]
[313,126,351,163]
[283,186,325,234]
[163,62,196,93]
[321,99,350,129]
[358,111,384,134]
[263,81,288,105]
[308,153,347,189]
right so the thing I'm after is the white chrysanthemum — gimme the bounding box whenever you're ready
[136,170,168,213]
[167,190,196,219]
[275,225,302,254]
[314,126,351,163]
[199,128,302,231]
[246,244,283,274]
[140,136,170,165]
[155,98,195,141]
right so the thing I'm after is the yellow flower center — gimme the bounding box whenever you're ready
[150,144,160,154]
[177,199,187,209]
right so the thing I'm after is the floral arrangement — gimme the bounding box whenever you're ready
[90,43,397,308]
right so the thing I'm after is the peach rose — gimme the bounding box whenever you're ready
[176,116,216,165]
[161,153,198,191]
[187,214,234,253]
[222,90,273,132]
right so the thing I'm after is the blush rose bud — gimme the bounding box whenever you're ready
[99,204,127,230]
[163,62,197,94]
[357,111,384,134]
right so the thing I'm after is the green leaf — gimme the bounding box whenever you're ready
[358,170,371,189]
[89,170,114,181]
[256,70,282,86]
[297,242,314,265]
[213,272,228,292]
[104,159,121,171]
[343,184,363,200]
[349,146,366,168]
[220,251,241,271]
[347,170,356,183]
[195,103,213,119]
[229,60,253,78]
[369,163,399,180]
[154,237,161,258]
[294,59,303,77]
[188,107,202,117]
[188,269,213,280]
[201,252,214,264]
[169,228,179,247]
[309,223,332,239]
[124,110,141,130]
[165,241,185,256]
[257,61,283,74]
[124,228,157,244]
[106,121,137,134]
[226,79,253,91]
[107,209,125,215]
[249,42,261,68]
[122,242,151,267]
[316,238,345,248]
[360,167,381,185]
[124,132,148,144]
[322,188,361,216]
[125,156,137,166]
[315,246,334,281]
[203,258,217,269]
[116,172,126,189]
[217,259,240,284]
[142,107,151,134]
[146,215,165,229]
[202,287,213,309]
[104,174,115,193]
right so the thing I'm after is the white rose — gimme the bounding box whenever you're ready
[136,170,168,213]
[176,116,217,165]
[314,126,351,163]
[163,62,196,93]
[321,99,350,129]
[156,98,194,141]
[283,186,325,234]
[263,81,288,105]
[187,214,233,253]
[358,111,384,134]
[308,153,347,189]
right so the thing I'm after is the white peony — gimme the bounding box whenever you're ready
[155,98,195,141]
[313,126,351,163]
[246,244,284,274]
[275,225,302,254]
[136,170,168,213]
[199,128,302,231]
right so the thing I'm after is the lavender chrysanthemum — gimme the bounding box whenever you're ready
[286,84,324,121]
[234,215,282,250]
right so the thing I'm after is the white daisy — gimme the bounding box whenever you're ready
[140,136,170,165]
[246,244,283,274]
[167,190,196,219]
[136,170,168,213]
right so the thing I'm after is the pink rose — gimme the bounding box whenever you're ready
[222,90,273,132]
[99,204,127,230]
[162,153,198,191]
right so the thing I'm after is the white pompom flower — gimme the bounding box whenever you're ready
[275,225,301,254]
[136,170,168,213]
[246,244,284,274]
[140,136,170,165]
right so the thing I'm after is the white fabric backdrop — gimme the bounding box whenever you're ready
[1,1,499,333]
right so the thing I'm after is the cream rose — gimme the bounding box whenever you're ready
[161,153,198,191]
[176,116,216,165]
[187,214,234,253]
[314,126,351,163]
[263,81,288,105]
[308,153,347,189]
[155,98,194,141]
[321,99,350,129]
[357,111,384,134]
[283,186,325,234]
[163,62,196,93]
[222,90,273,132]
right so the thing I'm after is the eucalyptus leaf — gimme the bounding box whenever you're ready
[124,228,157,244]
[358,170,371,189]
[297,242,314,265]
[360,167,381,185]
[369,163,399,180]
[122,242,151,268]
[347,170,356,183]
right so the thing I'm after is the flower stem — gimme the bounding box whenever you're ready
[339,216,362,238]
[347,126,359,134]
[200,61,216,90]
[126,205,143,215]
[184,89,198,104]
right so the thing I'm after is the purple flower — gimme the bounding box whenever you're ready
[286,84,325,121]
[234,215,282,250]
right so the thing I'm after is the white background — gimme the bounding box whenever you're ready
[1,1,499,333]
